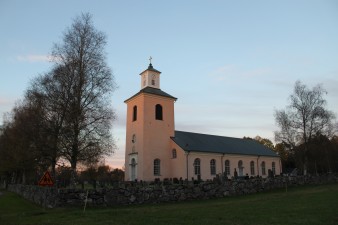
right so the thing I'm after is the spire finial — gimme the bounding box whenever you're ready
[148,56,153,69]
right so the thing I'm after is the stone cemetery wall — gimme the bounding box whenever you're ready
[7,174,338,208]
[7,184,58,208]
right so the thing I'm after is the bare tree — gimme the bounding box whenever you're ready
[0,13,116,187]
[274,81,336,174]
[51,13,116,186]
[27,64,74,178]
[0,99,46,184]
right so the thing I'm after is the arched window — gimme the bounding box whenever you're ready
[210,159,216,175]
[133,105,137,121]
[261,161,266,175]
[154,159,161,176]
[225,160,230,176]
[272,162,276,175]
[238,160,243,176]
[194,158,201,175]
[172,149,177,159]
[250,161,255,175]
[151,75,156,86]
[155,104,163,120]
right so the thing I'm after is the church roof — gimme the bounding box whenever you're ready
[171,131,279,157]
[139,63,161,75]
[124,87,177,102]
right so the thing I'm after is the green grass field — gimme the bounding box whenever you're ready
[1,184,338,225]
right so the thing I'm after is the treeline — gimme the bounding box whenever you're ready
[250,81,338,175]
[274,81,337,175]
[281,134,338,174]
[0,13,117,187]
[248,135,338,175]
[57,164,124,188]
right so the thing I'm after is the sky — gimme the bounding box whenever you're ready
[1,0,338,169]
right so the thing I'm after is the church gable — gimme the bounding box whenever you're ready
[171,131,278,157]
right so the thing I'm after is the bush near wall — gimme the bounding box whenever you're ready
[7,174,338,208]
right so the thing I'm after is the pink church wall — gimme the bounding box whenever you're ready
[169,141,281,180]
[125,94,144,181]
[142,94,175,181]
[170,142,188,179]
[125,92,176,181]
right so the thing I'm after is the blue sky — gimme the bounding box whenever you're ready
[1,0,338,169]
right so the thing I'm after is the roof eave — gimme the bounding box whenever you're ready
[124,88,177,103]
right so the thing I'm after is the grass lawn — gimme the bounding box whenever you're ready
[0,184,338,225]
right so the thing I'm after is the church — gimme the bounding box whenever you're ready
[124,61,281,181]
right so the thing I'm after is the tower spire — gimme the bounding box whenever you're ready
[148,56,153,69]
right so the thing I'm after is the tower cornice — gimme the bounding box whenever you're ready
[124,87,177,103]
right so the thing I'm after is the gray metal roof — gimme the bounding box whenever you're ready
[124,87,177,103]
[171,131,278,157]
[139,63,161,74]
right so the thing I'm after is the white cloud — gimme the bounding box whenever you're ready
[0,97,13,105]
[208,65,236,81]
[208,64,271,81]
[16,54,56,63]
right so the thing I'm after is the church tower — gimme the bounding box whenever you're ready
[124,59,177,181]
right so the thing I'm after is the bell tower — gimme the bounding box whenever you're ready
[140,57,161,89]
[124,59,177,181]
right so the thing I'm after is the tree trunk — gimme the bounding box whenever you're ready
[51,160,56,178]
[51,158,56,186]
[303,144,308,175]
[22,170,26,184]
[70,150,77,188]
[70,158,77,188]
[11,172,16,184]
[303,159,308,175]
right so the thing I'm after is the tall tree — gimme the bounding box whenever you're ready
[51,13,116,186]
[306,134,332,174]
[28,64,75,178]
[0,99,46,184]
[330,136,338,172]
[274,81,336,174]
